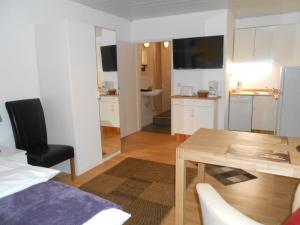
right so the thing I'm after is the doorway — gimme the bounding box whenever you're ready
[138,41,172,134]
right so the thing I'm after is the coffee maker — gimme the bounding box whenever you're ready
[208,81,218,97]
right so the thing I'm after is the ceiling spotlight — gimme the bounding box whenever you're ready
[163,41,169,48]
[143,42,150,48]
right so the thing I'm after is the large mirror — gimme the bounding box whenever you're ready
[95,27,121,159]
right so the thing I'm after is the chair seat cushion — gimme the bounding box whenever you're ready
[27,145,74,168]
[284,207,300,225]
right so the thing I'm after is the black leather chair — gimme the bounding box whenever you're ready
[5,98,75,180]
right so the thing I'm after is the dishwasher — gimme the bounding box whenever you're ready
[229,96,253,132]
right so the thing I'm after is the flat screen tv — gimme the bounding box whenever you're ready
[173,35,224,69]
[100,45,117,71]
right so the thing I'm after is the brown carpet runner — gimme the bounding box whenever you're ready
[80,157,197,225]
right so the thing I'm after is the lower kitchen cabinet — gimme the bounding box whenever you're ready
[229,96,253,132]
[229,95,277,133]
[252,96,277,132]
[171,98,218,135]
[99,96,120,127]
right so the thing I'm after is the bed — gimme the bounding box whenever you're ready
[0,158,130,225]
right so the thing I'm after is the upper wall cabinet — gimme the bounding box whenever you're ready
[234,25,300,64]
[234,26,276,62]
[233,28,255,62]
[254,26,276,61]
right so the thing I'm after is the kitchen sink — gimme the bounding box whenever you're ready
[141,89,163,97]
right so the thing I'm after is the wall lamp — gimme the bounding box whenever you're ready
[163,41,169,48]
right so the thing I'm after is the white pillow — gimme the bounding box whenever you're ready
[83,208,131,225]
[0,158,59,198]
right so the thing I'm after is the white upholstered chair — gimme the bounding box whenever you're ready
[196,183,300,225]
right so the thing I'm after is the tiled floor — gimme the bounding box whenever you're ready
[142,123,171,134]
[142,110,171,134]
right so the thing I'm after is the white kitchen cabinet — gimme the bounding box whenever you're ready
[171,98,218,135]
[252,96,277,132]
[234,26,276,63]
[254,26,276,61]
[99,96,120,128]
[229,96,253,132]
[233,28,255,62]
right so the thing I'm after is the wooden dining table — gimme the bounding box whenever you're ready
[175,128,300,225]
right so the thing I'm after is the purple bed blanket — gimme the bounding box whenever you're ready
[0,181,121,225]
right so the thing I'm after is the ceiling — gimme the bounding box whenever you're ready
[71,0,300,21]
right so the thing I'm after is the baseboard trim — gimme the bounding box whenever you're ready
[175,133,190,142]
[251,129,274,135]
[102,150,121,162]
[102,126,120,134]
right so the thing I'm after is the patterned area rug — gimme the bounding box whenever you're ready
[206,164,257,185]
[80,158,197,225]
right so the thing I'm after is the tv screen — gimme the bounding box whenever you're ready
[173,35,224,69]
[101,45,117,71]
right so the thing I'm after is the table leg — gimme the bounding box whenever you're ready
[198,163,205,182]
[175,149,186,225]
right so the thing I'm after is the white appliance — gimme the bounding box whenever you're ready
[277,66,300,137]
[208,81,218,97]
[229,96,253,132]
[180,86,194,96]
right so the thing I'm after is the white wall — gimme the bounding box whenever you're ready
[131,10,229,129]
[0,0,131,147]
[131,10,228,42]
[96,29,117,46]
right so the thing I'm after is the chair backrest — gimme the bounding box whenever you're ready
[196,183,263,225]
[6,98,47,151]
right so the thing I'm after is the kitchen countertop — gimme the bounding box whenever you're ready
[99,94,119,97]
[230,89,279,99]
[171,95,221,100]
[230,91,274,96]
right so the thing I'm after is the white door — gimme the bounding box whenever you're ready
[252,96,277,131]
[193,106,214,132]
[117,41,139,137]
[254,26,276,61]
[229,96,253,132]
[182,105,194,135]
[110,102,120,127]
[67,21,102,174]
[172,104,185,135]
[99,100,110,126]
[233,28,255,62]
